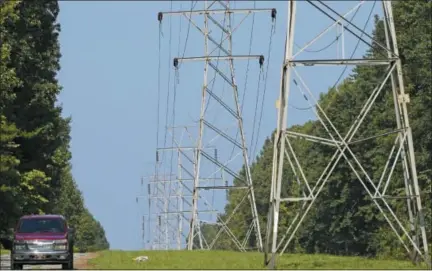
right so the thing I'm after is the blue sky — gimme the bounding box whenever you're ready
[57,1,381,250]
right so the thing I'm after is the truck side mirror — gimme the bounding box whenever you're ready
[67,228,75,245]
[68,228,75,237]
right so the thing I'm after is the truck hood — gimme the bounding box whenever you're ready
[14,232,67,241]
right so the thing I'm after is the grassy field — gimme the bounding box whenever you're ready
[88,250,428,270]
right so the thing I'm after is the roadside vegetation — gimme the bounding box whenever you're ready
[0,1,109,252]
[0,243,8,254]
[88,250,427,270]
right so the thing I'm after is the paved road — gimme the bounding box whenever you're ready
[0,253,88,270]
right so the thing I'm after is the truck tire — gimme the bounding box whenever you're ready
[62,260,73,270]
[11,256,23,270]
[12,263,23,270]
[62,251,74,270]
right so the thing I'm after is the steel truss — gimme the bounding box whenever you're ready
[139,126,222,250]
[157,125,223,250]
[158,0,276,251]
[137,173,176,250]
[265,0,430,269]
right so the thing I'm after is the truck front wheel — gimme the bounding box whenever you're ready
[62,259,73,270]
[11,256,23,270]
[12,263,23,270]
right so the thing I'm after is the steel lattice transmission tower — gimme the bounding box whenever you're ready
[264,0,430,269]
[137,173,178,250]
[138,125,220,250]
[158,1,277,251]
[156,125,222,250]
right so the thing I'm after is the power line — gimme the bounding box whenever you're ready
[288,2,364,112]
[289,1,376,112]
[251,22,276,159]
[229,0,258,161]
[168,1,197,230]
[156,10,162,158]
[330,0,377,92]
[178,1,198,70]
[241,0,257,114]
[249,68,264,159]
[293,2,362,54]
[158,1,174,169]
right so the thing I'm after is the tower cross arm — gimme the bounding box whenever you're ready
[173,55,265,64]
[159,8,275,17]
[287,58,398,66]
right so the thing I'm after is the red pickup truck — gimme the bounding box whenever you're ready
[9,214,75,270]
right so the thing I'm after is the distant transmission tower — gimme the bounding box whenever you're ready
[265,0,430,269]
[139,125,222,250]
[138,173,177,250]
[156,125,222,250]
[158,1,277,251]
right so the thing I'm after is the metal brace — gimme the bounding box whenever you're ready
[398,93,410,104]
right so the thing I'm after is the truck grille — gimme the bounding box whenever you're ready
[27,241,54,251]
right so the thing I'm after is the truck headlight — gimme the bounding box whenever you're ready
[54,239,68,251]
[13,240,26,251]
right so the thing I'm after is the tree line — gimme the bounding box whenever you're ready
[0,0,109,252]
[199,0,431,260]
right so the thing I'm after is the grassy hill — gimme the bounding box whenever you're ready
[88,250,428,270]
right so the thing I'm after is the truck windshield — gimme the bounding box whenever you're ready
[17,218,65,233]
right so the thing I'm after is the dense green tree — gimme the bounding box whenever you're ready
[0,0,50,232]
[1,0,109,252]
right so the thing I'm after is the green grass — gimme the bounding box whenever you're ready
[88,250,428,270]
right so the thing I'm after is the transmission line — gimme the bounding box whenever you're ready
[229,0,259,161]
[251,21,276,159]
[160,0,174,168]
[329,0,377,93]
[288,1,376,112]
[168,0,197,216]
